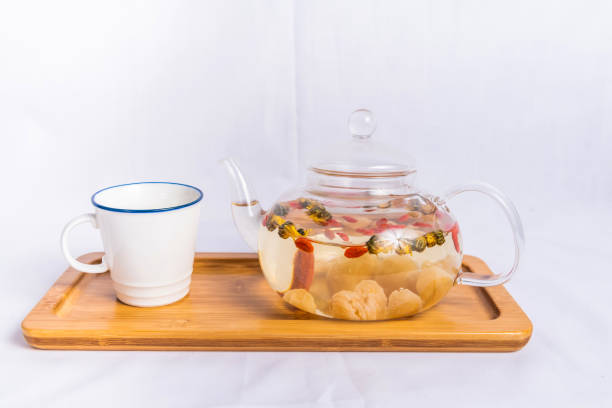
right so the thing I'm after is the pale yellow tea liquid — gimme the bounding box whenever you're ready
[257,203,462,321]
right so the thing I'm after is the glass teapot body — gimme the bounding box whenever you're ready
[223,109,524,321]
[257,173,462,320]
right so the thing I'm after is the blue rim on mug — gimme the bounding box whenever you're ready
[91,182,203,213]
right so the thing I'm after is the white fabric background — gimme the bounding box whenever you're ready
[1,1,611,406]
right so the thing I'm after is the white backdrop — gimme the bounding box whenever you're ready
[1,1,611,407]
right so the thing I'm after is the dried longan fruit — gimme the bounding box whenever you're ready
[354,280,387,319]
[329,280,387,320]
[387,288,422,319]
[375,255,419,295]
[326,255,375,294]
[416,265,454,309]
[422,254,461,280]
[439,253,462,278]
[330,290,369,320]
[283,289,317,314]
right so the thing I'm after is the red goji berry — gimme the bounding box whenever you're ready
[337,232,349,242]
[294,237,314,253]
[398,213,415,223]
[324,229,335,240]
[344,246,368,258]
[356,228,374,235]
[435,210,454,231]
[376,218,388,228]
[450,223,461,252]
[342,216,358,223]
[261,214,270,227]
[288,200,301,209]
[413,222,433,229]
[327,218,341,227]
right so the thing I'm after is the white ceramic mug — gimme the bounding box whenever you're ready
[61,182,202,307]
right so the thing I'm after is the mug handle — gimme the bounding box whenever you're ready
[443,182,525,287]
[60,213,109,273]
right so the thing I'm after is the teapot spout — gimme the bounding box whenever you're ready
[222,158,264,251]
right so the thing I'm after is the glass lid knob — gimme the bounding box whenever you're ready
[309,108,415,179]
[348,109,377,140]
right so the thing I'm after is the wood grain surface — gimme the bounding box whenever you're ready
[22,253,532,352]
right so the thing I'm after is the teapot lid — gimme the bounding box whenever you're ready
[309,109,417,178]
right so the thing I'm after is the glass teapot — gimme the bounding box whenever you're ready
[223,109,524,321]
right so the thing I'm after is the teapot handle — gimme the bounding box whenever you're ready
[443,182,525,287]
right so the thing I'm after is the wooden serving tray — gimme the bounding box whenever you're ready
[22,252,532,352]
